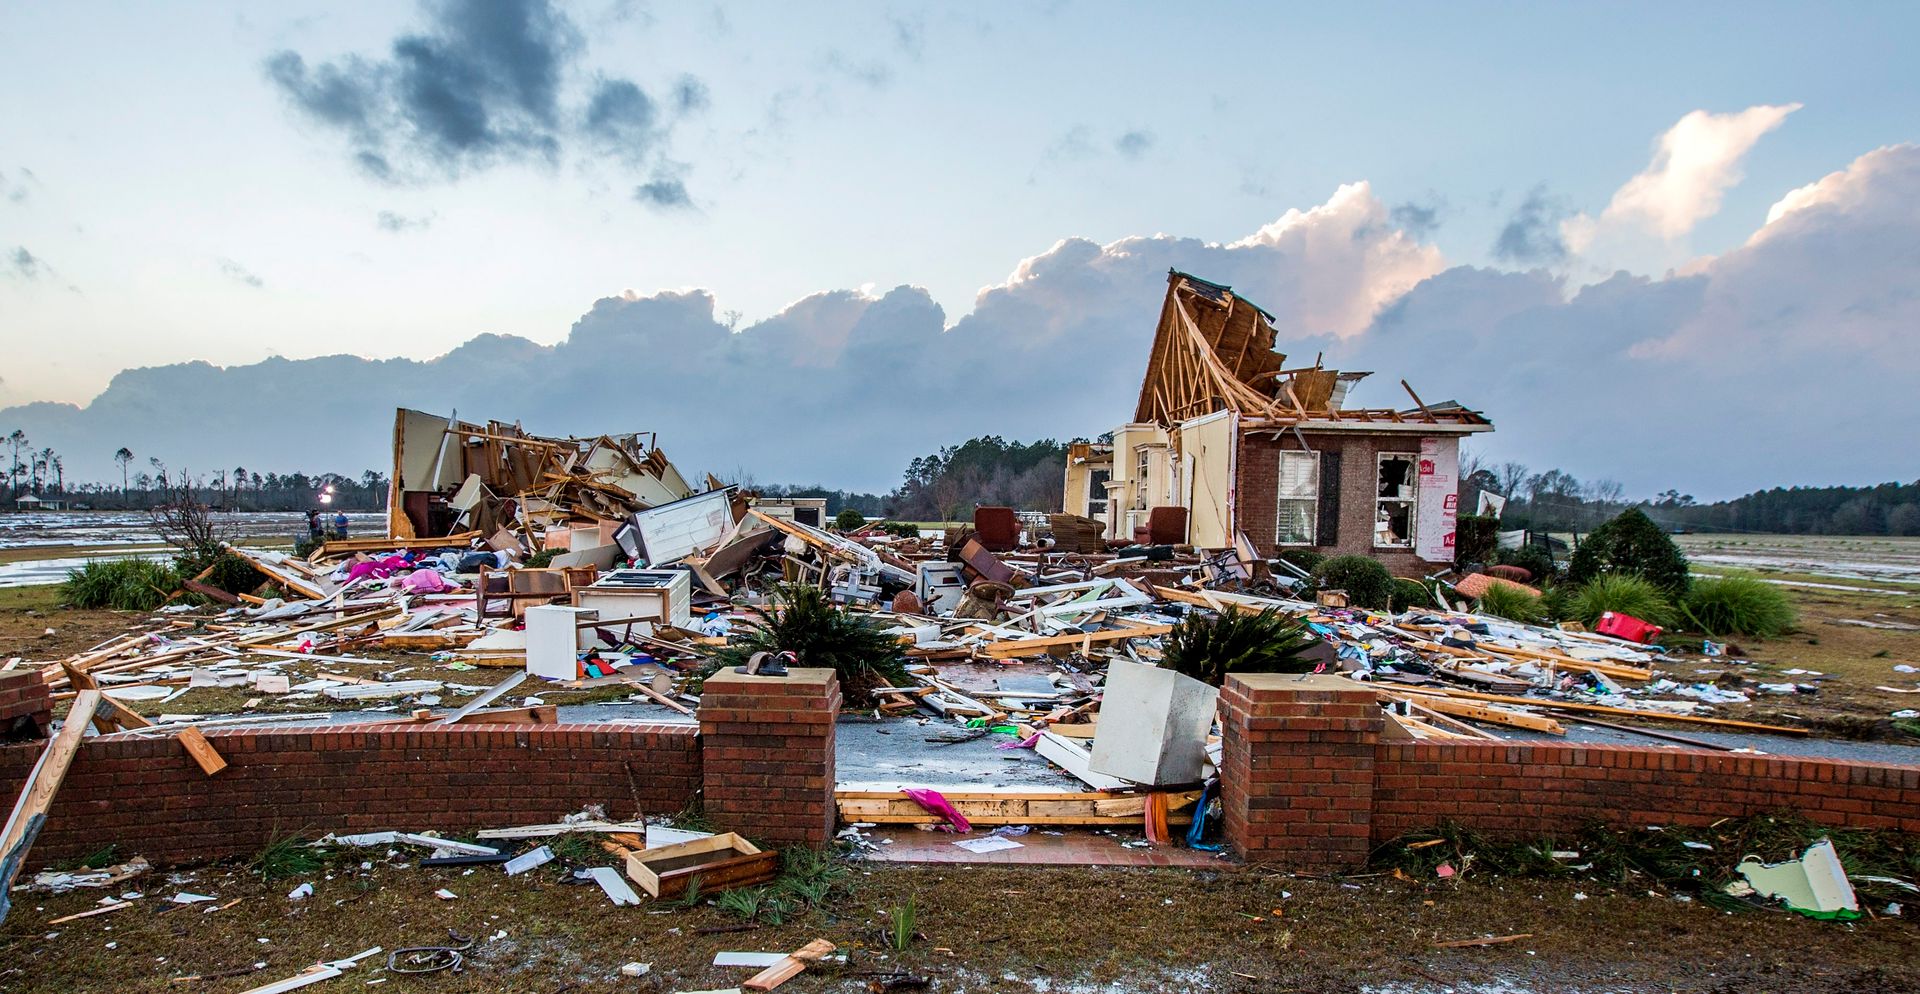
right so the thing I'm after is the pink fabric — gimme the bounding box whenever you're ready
[346,555,411,583]
[398,569,456,594]
[901,787,971,833]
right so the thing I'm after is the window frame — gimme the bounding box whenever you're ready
[1133,446,1151,510]
[1374,451,1417,549]
[1086,468,1111,519]
[1275,450,1319,547]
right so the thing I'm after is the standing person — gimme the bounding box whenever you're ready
[306,509,323,543]
[333,509,349,539]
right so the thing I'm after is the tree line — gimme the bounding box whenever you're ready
[1460,455,1920,537]
[3,429,387,512]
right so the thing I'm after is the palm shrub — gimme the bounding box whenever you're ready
[1311,555,1394,609]
[1566,509,1690,596]
[60,558,178,611]
[1159,608,1322,686]
[1680,572,1795,638]
[1565,574,1676,628]
[1475,583,1548,625]
[708,584,907,706]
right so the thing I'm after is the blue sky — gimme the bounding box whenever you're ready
[3,1,1918,496]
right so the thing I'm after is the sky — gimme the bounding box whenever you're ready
[2,1,1918,498]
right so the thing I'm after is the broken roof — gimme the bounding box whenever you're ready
[1131,271,1491,433]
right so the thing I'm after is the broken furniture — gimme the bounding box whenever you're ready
[618,832,776,899]
[572,568,693,631]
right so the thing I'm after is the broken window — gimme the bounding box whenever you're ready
[1276,451,1318,545]
[1375,453,1416,548]
[1087,468,1111,519]
[1133,447,1151,510]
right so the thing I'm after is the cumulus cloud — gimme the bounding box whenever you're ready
[217,258,265,288]
[1113,130,1155,159]
[671,75,710,114]
[376,210,435,232]
[1562,103,1800,253]
[1493,186,1570,264]
[633,174,692,209]
[9,147,1917,499]
[266,0,693,191]
[1389,198,1444,239]
[6,246,46,280]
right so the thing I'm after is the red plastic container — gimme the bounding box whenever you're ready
[1595,611,1663,643]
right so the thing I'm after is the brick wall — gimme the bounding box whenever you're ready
[0,670,52,741]
[0,721,701,866]
[1218,674,1382,866]
[1220,676,1920,872]
[699,667,841,847]
[1236,430,1440,575]
[1373,742,1920,841]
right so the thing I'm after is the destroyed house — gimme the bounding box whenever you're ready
[1063,271,1492,573]
[387,408,695,543]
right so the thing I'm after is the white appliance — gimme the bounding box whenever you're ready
[1089,659,1220,785]
[526,605,597,680]
[573,568,694,631]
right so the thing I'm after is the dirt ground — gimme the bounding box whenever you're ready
[3,853,1917,994]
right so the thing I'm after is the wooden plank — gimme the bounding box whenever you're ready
[619,673,695,715]
[1388,685,1808,736]
[175,726,229,776]
[450,704,557,725]
[438,671,525,725]
[742,938,836,993]
[978,625,1173,659]
[1388,694,1565,734]
[0,690,103,910]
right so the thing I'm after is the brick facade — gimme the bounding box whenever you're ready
[1219,675,1920,872]
[0,670,52,741]
[1235,430,1441,574]
[0,722,701,865]
[1218,674,1383,867]
[1372,742,1920,840]
[698,667,842,847]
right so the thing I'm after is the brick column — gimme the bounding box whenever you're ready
[0,669,52,742]
[698,667,841,847]
[1218,673,1382,870]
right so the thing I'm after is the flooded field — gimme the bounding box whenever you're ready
[0,510,386,587]
[1676,533,1920,587]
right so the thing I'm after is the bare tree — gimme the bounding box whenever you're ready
[1495,461,1529,498]
[148,475,235,563]
[115,447,133,494]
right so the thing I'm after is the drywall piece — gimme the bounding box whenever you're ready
[714,952,788,968]
[1735,838,1860,917]
[321,680,445,701]
[646,825,715,849]
[1089,659,1220,785]
[550,543,622,570]
[584,866,642,906]
[1035,730,1132,791]
[503,845,555,876]
[525,605,596,680]
[630,487,735,565]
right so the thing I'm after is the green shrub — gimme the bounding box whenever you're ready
[292,535,325,559]
[523,548,557,569]
[1276,549,1325,576]
[708,584,907,706]
[1565,574,1676,628]
[1390,577,1433,612]
[1566,509,1690,595]
[1454,514,1500,566]
[1159,608,1322,686]
[1475,583,1547,625]
[833,508,867,531]
[173,550,263,596]
[878,521,920,538]
[1680,572,1796,638]
[1311,555,1394,609]
[60,558,178,611]
[1496,544,1557,584]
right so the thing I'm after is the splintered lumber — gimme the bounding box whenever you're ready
[450,704,558,725]
[742,938,837,992]
[1433,933,1533,948]
[175,726,228,776]
[619,673,695,715]
[1382,692,1564,734]
[0,689,103,919]
[1387,685,1808,736]
[48,900,134,924]
[977,624,1173,659]
[318,532,480,558]
[834,789,1198,826]
[438,671,525,724]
